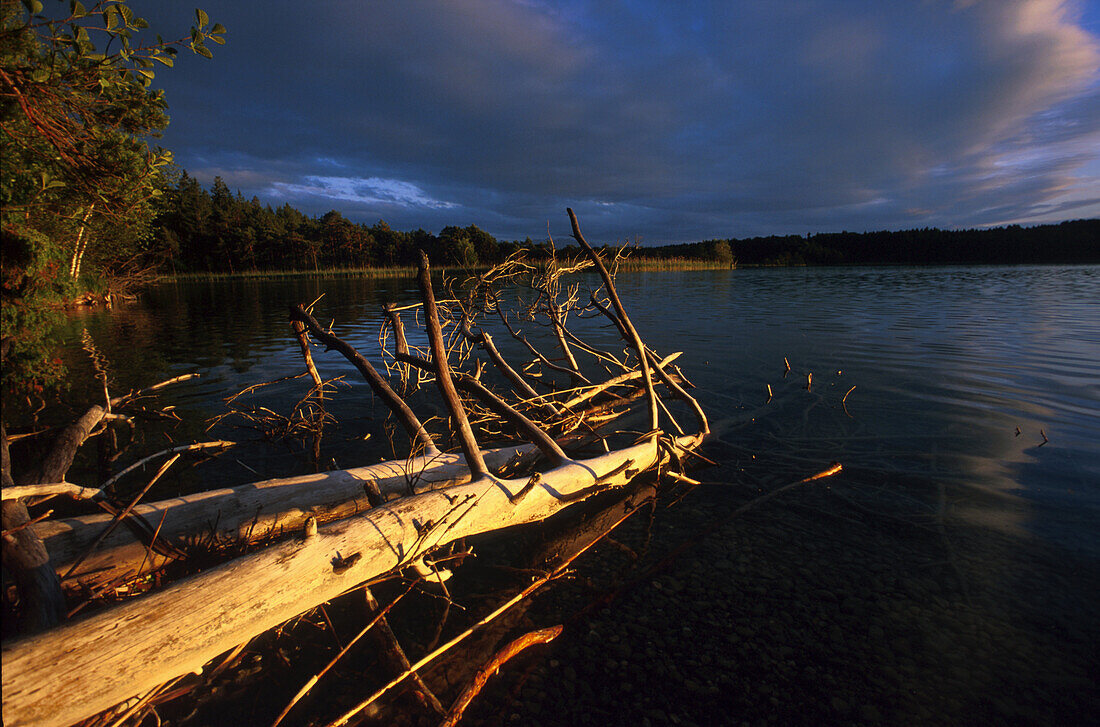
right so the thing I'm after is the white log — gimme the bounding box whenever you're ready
[2,435,700,727]
[36,445,536,588]
[1,483,102,502]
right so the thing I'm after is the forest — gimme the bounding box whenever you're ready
[152,173,1099,273]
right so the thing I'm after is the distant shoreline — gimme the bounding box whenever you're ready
[158,255,1100,283]
[148,177,1098,275]
[158,258,736,282]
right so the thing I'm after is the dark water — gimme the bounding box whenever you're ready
[52,265,1100,725]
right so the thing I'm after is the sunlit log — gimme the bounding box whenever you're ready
[1,435,702,727]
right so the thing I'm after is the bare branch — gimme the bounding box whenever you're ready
[290,304,439,456]
[569,208,658,432]
[417,252,488,478]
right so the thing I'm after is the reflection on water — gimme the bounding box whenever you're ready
[52,264,1099,725]
[605,266,1100,553]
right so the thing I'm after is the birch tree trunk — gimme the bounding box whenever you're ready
[68,204,95,280]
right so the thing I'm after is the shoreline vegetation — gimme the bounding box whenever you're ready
[160,252,1099,283]
[161,257,736,282]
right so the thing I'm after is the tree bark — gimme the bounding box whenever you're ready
[2,499,65,633]
[68,203,95,280]
[416,251,487,477]
[19,406,106,487]
[2,425,65,633]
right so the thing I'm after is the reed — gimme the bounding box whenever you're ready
[161,265,424,282]
[161,257,731,282]
[611,257,733,271]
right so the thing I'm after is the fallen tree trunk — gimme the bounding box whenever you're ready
[1,435,698,727]
[19,405,106,487]
[36,382,649,589]
[35,444,535,588]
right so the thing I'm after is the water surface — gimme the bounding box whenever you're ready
[54,264,1100,725]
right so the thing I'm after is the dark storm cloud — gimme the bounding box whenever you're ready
[142,0,1100,243]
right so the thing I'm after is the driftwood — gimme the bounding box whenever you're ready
[2,211,709,727]
[4,440,698,726]
[35,444,535,588]
[1,482,103,502]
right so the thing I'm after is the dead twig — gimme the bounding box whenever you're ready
[1,482,102,501]
[439,625,564,727]
[100,441,234,492]
[270,579,419,727]
[63,454,182,581]
[1,509,53,537]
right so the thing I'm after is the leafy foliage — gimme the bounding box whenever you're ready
[1,0,223,393]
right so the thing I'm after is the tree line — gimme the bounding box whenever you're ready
[667,221,1100,267]
[155,172,526,273]
[152,174,1099,273]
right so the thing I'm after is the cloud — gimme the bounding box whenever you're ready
[144,0,1100,242]
[269,176,457,210]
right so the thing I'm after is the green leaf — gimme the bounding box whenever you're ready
[211,23,226,34]
[105,6,118,29]
[31,68,49,83]
[152,55,174,67]
[195,44,213,59]
[195,8,209,28]
[209,34,225,45]
[133,17,148,29]
[71,1,87,18]
[22,0,44,16]
[38,172,65,190]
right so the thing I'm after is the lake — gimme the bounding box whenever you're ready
[54,264,1100,725]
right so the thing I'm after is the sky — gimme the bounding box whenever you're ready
[138,0,1100,245]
